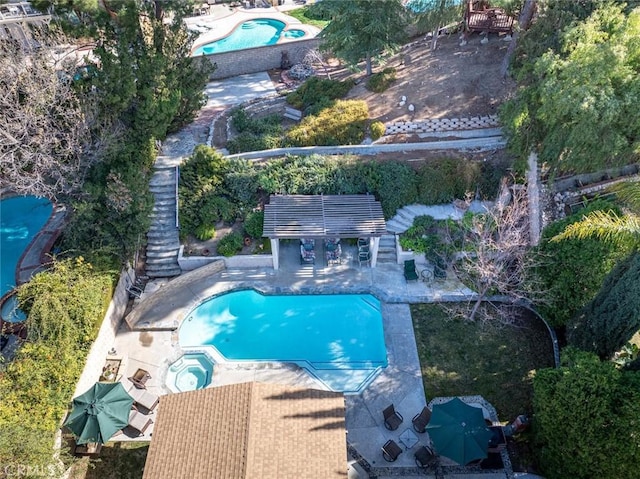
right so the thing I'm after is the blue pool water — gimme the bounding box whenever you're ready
[179,290,387,392]
[193,18,306,55]
[0,196,52,302]
[165,352,215,393]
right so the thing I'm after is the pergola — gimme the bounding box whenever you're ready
[263,194,387,269]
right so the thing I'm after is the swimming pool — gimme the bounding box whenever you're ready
[179,290,387,392]
[192,18,306,55]
[0,196,52,320]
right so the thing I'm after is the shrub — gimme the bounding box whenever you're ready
[286,100,369,146]
[528,200,635,327]
[257,155,339,194]
[367,67,396,93]
[201,196,237,224]
[286,77,353,110]
[375,161,419,218]
[216,231,244,257]
[243,211,264,239]
[569,251,640,358]
[416,159,482,204]
[179,146,229,235]
[226,131,283,154]
[195,224,215,241]
[224,160,258,207]
[369,121,386,140]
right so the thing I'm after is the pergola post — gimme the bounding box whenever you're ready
[270,238,280,270]
[370,236,380,268]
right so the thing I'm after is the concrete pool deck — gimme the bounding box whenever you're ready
[109,242,500,476]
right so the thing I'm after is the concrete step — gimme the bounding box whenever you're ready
[145,256,179,266]
[146,267,182,278]
[386,220,411,234]
[404,204,432,217]
[147,230,180,240]
[152,198,177,207]
[148,223,177,232]
[146,241,181,252]
[146,249,180,260]
[396,208,415,223]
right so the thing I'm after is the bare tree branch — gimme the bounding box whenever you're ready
[0,29,98,200]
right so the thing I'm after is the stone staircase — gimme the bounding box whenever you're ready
[376,234,397,264]
[145,163,182,278]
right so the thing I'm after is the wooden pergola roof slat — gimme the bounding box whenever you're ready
[263,194,387,238]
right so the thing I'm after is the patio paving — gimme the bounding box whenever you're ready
[109,241,513,476]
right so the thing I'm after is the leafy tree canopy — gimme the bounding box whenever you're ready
[501,3,640,176]
[533,347,640,478]
[313,0,409,75]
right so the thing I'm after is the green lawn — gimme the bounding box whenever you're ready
[411,303,555,421]
[286,7,329,29]
[70,442,149,479]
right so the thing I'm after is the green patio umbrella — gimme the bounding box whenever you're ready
[426,397,494,465]
[63,382,134,445]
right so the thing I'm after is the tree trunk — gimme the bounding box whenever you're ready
[431,26,439,51]
[468,285,490,322]
[365,52,372,76]
[500,0,537,78]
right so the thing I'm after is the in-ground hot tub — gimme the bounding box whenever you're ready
[165,352,215,393]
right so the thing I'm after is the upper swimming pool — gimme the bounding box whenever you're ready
[0,196,52,323]
[192,18,306,55]
[178,290,387,392]
[0,196,52,299]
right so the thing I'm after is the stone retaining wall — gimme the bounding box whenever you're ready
[73,267,132,397]
[385,114,500,135]
[205,38,321,80]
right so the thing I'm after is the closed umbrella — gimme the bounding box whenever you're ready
[64,382,134,444]
[426,397,493,465]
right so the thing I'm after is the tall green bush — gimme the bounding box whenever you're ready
[179,146,230,236]
[217,232,243,257]
[416,159,482,204]
[375,161,419,218]
[527,200,635,327]
[569,252,640,358]
[533,348,640,478]
[243,211,265,239]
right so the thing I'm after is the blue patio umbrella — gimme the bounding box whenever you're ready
[63,382,134,445]
[426,397,493,465]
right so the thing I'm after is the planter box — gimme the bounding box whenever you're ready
[178,245,272,271]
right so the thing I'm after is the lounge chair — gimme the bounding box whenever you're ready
[404,259,419,282]
[381,439,403,462]
[128,368,151,389]
[128,409,153,436]
[415,445,436,468]
[412,406,432,433]
[127,386,159,413]
[383,404,403,431]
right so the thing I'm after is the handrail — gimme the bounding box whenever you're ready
[175,165,179,229]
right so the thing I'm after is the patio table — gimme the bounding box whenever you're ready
[399,428,419,449]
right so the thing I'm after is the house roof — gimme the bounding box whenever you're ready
[142,382,347,479]
[262,194,387,239]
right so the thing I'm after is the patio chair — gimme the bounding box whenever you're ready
[127,386,159,413]
[325,240,342,265]
[128,409,153,437]
[381,439,403,462]
[300,239,316,264]
[382,404,403,431]
[415,445,436,468]
[412,406,432,433]
[128,368,151,389]
[404,259,419,282]
[358,250,371,267]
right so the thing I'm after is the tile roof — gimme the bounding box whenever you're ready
[142,382,347,479]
